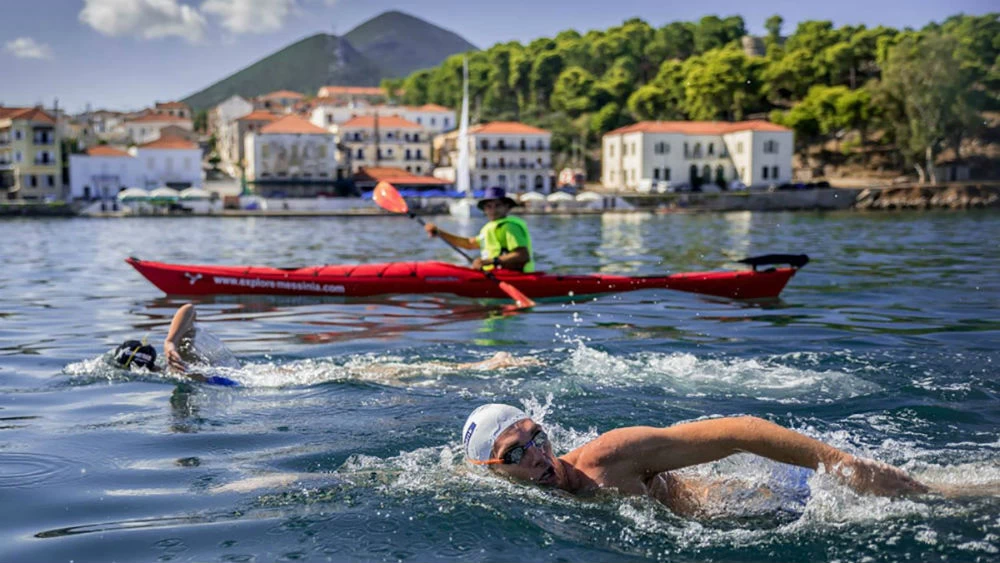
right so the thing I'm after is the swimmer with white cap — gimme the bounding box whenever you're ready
[463,404,930,516]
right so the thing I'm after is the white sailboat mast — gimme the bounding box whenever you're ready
[456,57,470,195]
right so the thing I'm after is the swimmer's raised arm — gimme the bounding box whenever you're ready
[164,304,196,373]
[585,416,929,497]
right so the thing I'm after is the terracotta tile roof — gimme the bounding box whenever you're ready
[137,135,199,150]
[236,110,280,122]
[469,121,549,135]
[340,115,423,129]
[1,107,56,124]
[85,146,132,157]
[155,101,189,109]
[259,114,330,135]
[127,113,191,124]
[417,104,453,113]
[260,90,305,100]
[605,120,791,136]
[356,166,451,185]
[317,86,384,97]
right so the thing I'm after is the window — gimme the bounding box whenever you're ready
[405,149,412,159]
[684,142,689,157]
[499,174,507,187]
[318,145,326,158]
[413,134,420,142]
[499,157,505,168]
[29,175,37,187]
[653,169,660,180]
[609,144,614,157]
[534,174,543,189]
[416,149,422,159]
[631,142,636,155]
[387,132,394,140]
[481,157,488,168]
[708,143,714,156]
[772,166,779,179]
[327,115,333,125]
[762,166,769,180]
[47,175,55,187]
[764,140,778,153]
[14,129,22,140]
[736,142,744,154]
[431,118,436,126]
[416,117,422,124]
[406,166,412,172]
[357,148,364,158]
[14,150,22,162]
[664,167,671,181]
[480,139,489,150]
[416,166,422,174]
[443,118,449,128]
[480,174,488,187]
[631,169,636,182]
[519,174,527,189]
[520,139,526,150]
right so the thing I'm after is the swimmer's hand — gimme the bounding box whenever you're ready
[458,352,543,370]
[835,456,929,496]
[163,340,187,373]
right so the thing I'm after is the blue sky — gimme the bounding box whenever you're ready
[1,0,995,113]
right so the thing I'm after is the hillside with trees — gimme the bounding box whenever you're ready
[384,13,999,183]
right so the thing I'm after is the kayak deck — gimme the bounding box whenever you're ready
[126,257,803,300]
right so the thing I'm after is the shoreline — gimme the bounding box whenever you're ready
[2,184,997,218]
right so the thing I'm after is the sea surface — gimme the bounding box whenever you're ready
[1,210,998,562]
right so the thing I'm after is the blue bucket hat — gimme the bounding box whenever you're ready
[477,187,519,210]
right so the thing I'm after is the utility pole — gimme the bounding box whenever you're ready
[373,111,380,167]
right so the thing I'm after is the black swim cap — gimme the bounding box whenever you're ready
[113,340,157,370]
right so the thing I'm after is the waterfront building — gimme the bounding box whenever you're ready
[433,121,553,193]
[334,115,432,175]
[123,112,194,145]
[208,95,254,138]
[253,90,305,113]
[316,86,386,104]
[69,145,142,200]
[153,101,192,120]
[244,114,345,195]
[0,106,63,201]
[601,120,794,191]
[311,102,455,135]
[131,135,203,189]
[221,110,278,176]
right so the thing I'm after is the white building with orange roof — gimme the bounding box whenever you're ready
[208,95,253,137]
[220,109,278,176]
[334,115,432,175]
[310,102,456,135]
[433,121,553,193]
[253,90,305,113]
[601,120,793,191]
[69,145,142,200]
[153,101,192,120]
[244,114,343,188]
[124,112,193,145]
[131,135,203,189]
[316,86,386,103]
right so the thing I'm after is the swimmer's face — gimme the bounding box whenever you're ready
[490,419,560,487]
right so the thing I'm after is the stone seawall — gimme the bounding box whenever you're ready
[854,184,1000,210]
[622,188,860,212]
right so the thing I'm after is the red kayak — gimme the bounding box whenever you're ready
[125,255,807,300]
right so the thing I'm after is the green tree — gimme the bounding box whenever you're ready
[551,67,597,116]
[765,14,783,47]
[589,102,631,137]
[400,70,432,105]
[529,51,565,110]
[682,46,760,120]
[878,31,984,183]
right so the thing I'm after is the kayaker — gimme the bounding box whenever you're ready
[112,303,240,386]
[462,404,931,517]
[424,187,535,272]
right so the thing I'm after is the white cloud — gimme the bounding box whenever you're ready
[79,0,207,43]
[3,37,53,60]
[201,0,299,34]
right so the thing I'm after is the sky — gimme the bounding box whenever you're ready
[1,0,995,114]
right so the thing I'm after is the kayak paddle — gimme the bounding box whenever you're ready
[373,181,536,309]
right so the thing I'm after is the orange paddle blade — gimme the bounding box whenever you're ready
[373,181,409,214]
[497,280,536,309]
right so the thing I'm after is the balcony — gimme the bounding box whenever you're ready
[34,157,56,166]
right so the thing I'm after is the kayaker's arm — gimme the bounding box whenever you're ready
[164,304,196,373]
[471,247,529,271]
[424,222,478,250]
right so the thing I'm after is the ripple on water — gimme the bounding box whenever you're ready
[0,452,89,488]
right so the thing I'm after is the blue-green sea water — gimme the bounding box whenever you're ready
[1,210,998,562]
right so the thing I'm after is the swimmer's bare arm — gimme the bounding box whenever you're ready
[587,416,929,496]
[163,304,196,373]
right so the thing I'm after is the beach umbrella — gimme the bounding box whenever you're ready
[546,191,574,202]
[116,187,150,201]
[179,187,212,200]
[518,191,545,202]
[575,191,603,201]
[149,187,180,201]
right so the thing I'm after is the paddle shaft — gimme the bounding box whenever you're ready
[407,213,475,264]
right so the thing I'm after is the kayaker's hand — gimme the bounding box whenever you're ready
[471,257,485,270]
[424,223,439,238]
[163,340,187,373]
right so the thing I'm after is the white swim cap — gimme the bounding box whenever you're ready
[462,403,529,463]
